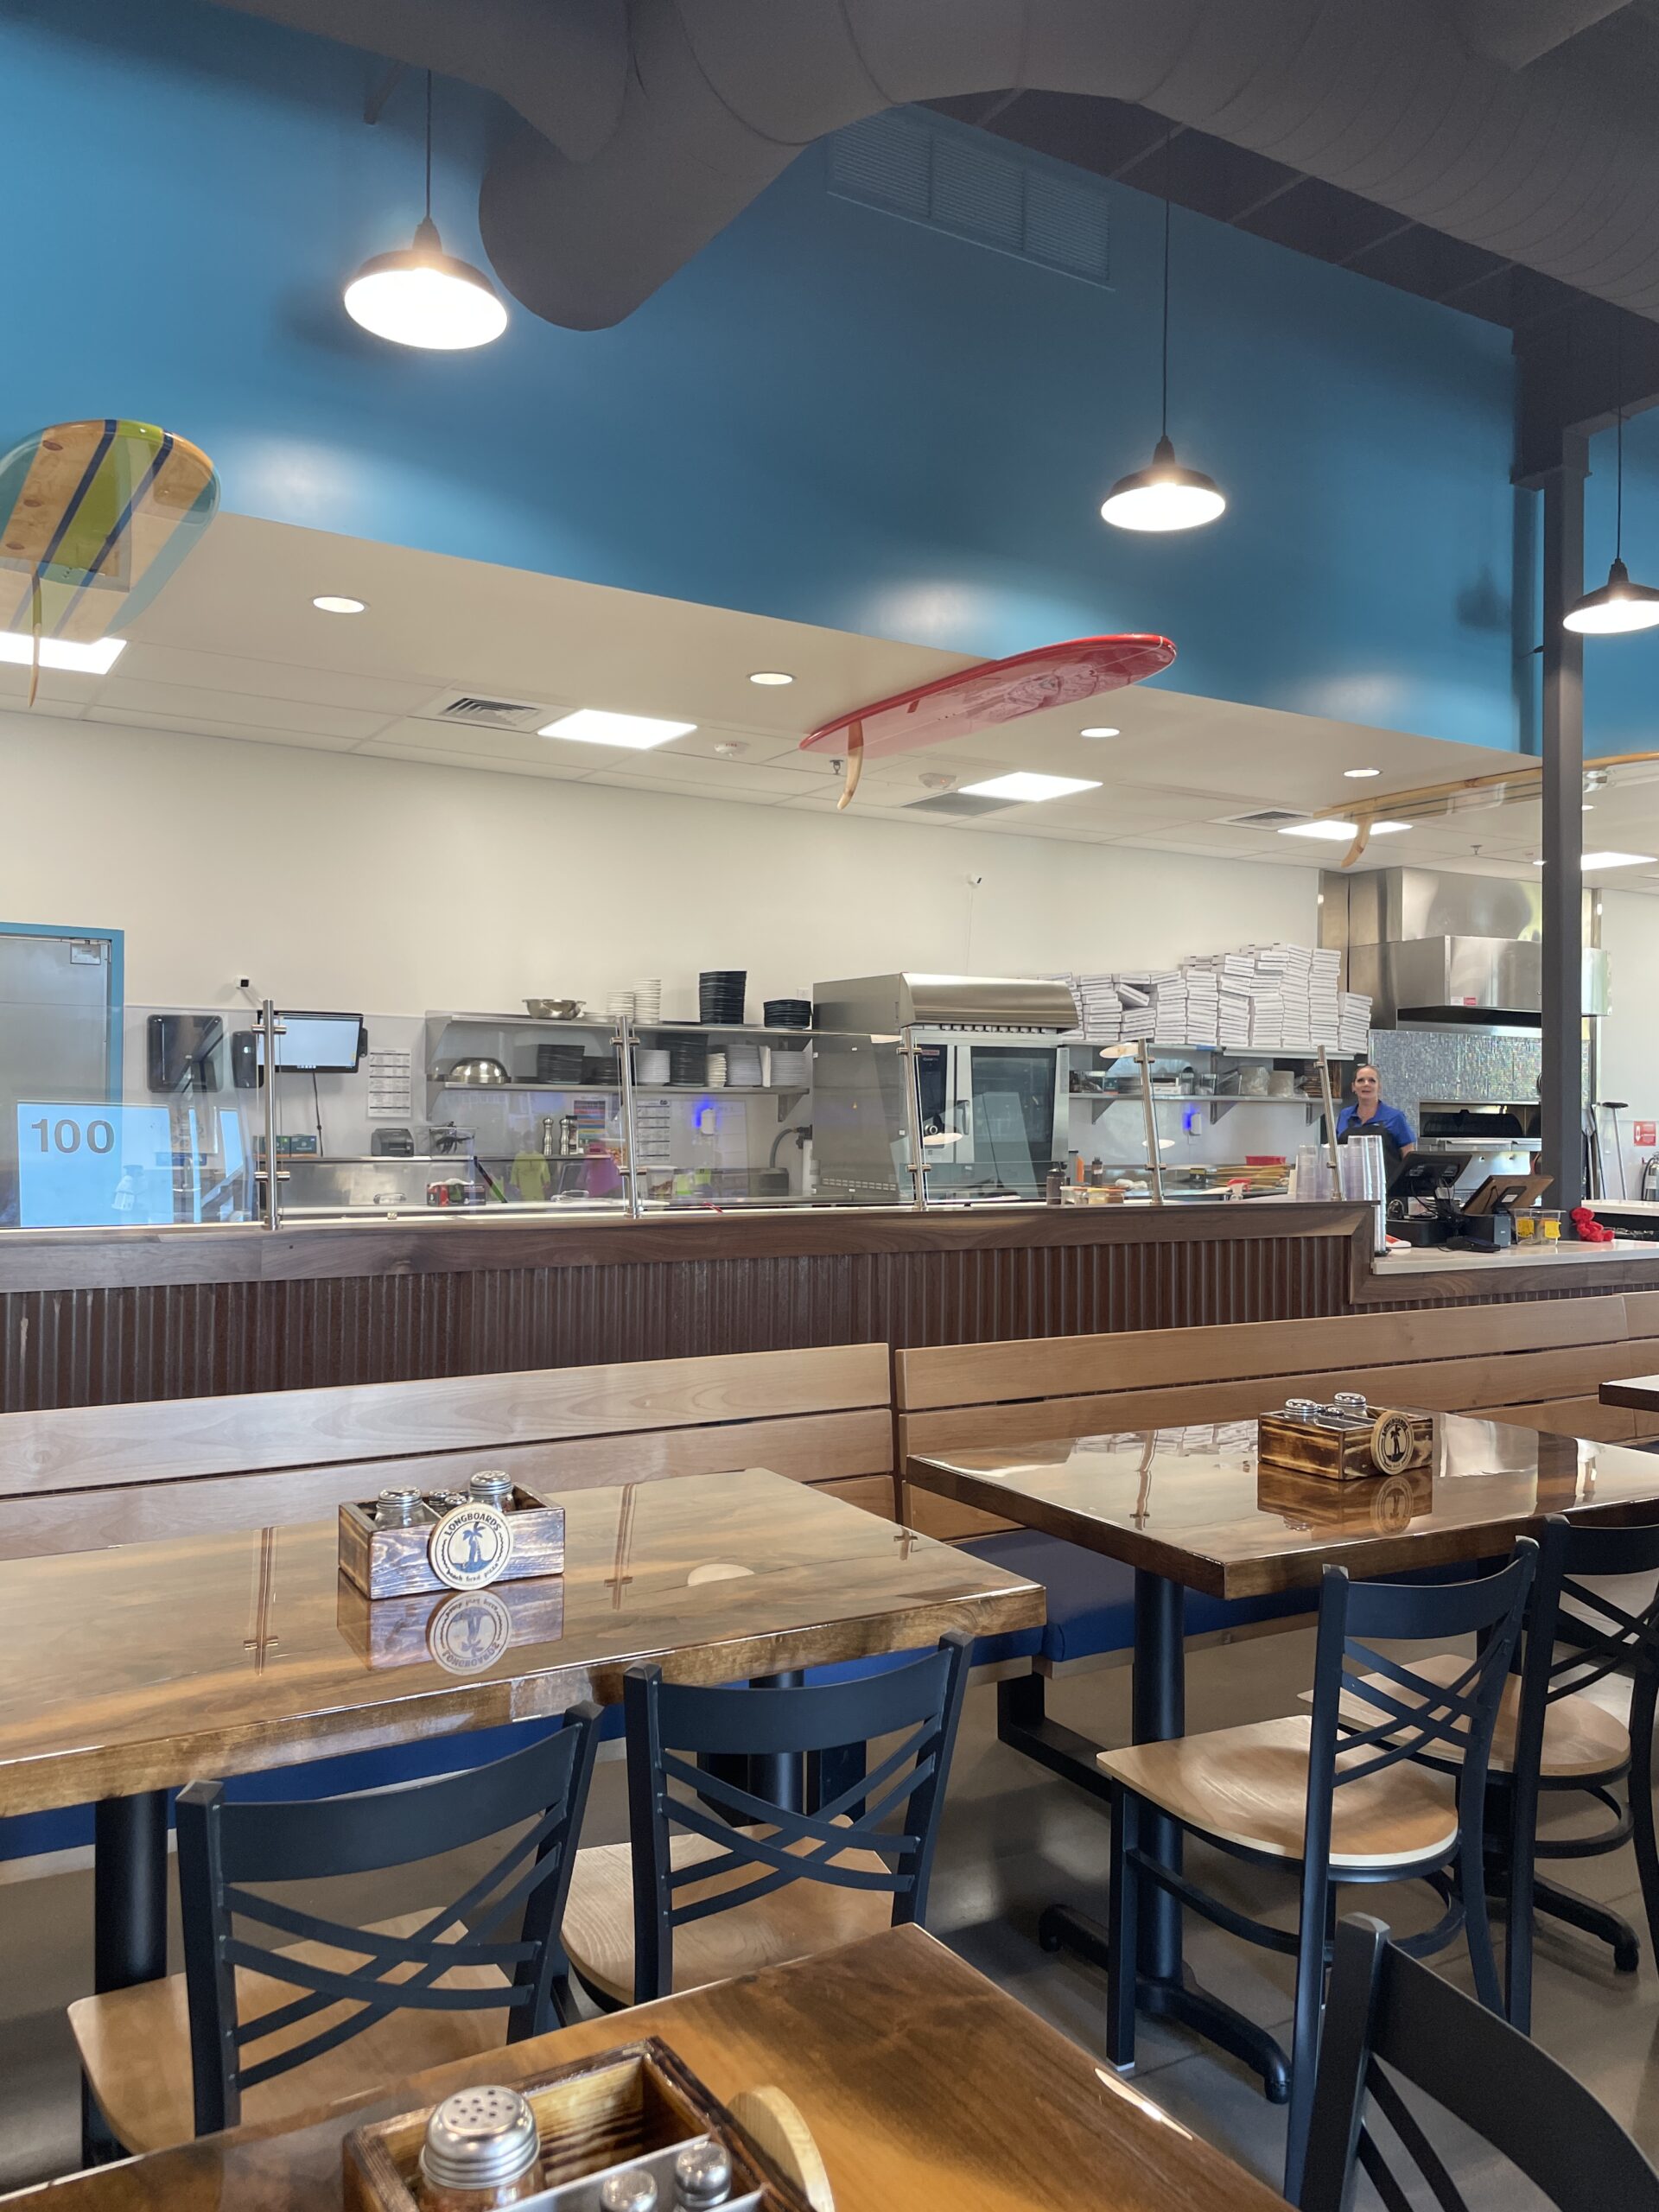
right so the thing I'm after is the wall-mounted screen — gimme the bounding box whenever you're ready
[255,1012,365,1072]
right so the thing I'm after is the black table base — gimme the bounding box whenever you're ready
[996,1570,1291,2104]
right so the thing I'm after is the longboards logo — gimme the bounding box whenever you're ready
[429,1501,514,1591]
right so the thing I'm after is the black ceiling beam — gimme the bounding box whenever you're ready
[1516,294,1659,482]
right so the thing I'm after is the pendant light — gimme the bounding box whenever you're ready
[1101,126,1226,533]
[344,73,507,351]
[1565,319,1659,633]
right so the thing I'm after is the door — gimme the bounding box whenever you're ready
[0,925,121,1225]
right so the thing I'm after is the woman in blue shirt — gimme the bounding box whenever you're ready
[1338,1063,1416,1189]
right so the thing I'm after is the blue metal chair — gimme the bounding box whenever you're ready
[563,1636,971,2006]
[1101,1548,1535,2202]
[70,1707,601,2150]
[1302,1914,1659,2211]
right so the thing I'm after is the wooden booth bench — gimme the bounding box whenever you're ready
[0,1343,896,1563]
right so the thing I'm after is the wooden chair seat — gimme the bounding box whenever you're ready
[1327,1652,1631,1780]
[1097,1716,1459,1872]
[561,1826,894,2006]
[69,1910,510,2156]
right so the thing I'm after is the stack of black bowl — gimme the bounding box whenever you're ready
[699,969,747,1025]
[537,1041,585,1084]
[763,996,811,1031]
[668,1034,708,1085]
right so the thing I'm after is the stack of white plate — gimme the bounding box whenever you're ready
[634,1047,671,1084]
[768,1046,810,1087]
[606,989,636,1019]
[724,1042,765,1086]
[633,977,663,1024]
[707,1051,728,1088]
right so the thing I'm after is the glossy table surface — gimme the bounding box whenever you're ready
[1603,1372,1659,1410]
[2,1927,1287,2212]
[906,1412,1659,1597]
[0,1471,1042,1815]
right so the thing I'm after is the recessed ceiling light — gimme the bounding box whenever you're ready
[747,671,794,687]
[959,772,1102,803]
[1080,725,1120,739]
[1278,817,1414,841]
[0,631,124,675]
[312,594,365,615]
[1343,767,1382,779]
[1534,850,1657,869]
[538,708,697,751]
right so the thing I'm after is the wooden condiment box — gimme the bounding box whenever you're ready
[338,1486,566,1600]
[1256,1403,1434,1484]
[342,2037,813,2212]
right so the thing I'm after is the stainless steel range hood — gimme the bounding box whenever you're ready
[812,973,1078,1033]
[1325,869,1608,1026]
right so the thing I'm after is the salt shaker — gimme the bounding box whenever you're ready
[468,1470,516,1513]
[673,2140,734,2209]
[425,1490,469,1516]
[418,2085,543,2210]
[376,1485,428,1529]
[598,2169,659,2212]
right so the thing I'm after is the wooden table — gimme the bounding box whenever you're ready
[1602,1372,1659,1412]
[906,1411,1659,2097]
[0,1469,1040,2142]
[0,1926,1287,2212]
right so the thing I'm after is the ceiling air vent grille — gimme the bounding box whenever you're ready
[421,692,552,732]
[1221,808,1310,829]
[828,110,1110,287]
[902,791,1014,818]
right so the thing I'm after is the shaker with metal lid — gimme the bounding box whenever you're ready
[468,1470,516,1513]
[673,2140,734,2209]
[376,1485,429,1529]
[599,2169,660,2212]
[418,2084,543,2210]
[425,1490,469,1516]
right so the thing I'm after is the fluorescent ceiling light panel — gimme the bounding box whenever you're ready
[539,709,697,750]
[959,772,1102,803]
[0,631,125,675]
[1277,817,1412,842]
[1370,821,1413,835]
[1534,851,1656,869]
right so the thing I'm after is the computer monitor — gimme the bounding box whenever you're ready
[254,1012,365,1073]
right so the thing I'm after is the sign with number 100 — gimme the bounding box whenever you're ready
[16,1102,176,1228]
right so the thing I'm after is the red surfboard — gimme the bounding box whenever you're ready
[800,633,1176,806]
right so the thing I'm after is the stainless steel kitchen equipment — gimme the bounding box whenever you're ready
[812,974,1078,1206]
[442,1057,510,1086]
[1331,867,1608,1024]
[524,996,585,1020]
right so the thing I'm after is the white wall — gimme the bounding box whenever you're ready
[1597,889,1659,1198]
[0,712,1319,1014]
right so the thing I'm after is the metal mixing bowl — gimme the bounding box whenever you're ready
[525,997,584,1020]
[442,1058,510,1086]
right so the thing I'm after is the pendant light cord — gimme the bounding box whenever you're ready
[1615,311,1624,563]
[1160,123,1173,442]
[423,68,434,226]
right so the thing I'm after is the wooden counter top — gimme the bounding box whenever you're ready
[0,1198,1372,1296]
[1,1928,1288,2212]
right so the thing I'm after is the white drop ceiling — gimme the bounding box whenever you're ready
[7,511,1657,892]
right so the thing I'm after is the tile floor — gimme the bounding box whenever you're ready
[1,1626,1655,2200]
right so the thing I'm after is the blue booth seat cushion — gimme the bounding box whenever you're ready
[963,1529,1316,1665]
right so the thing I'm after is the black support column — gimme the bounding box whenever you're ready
[1538,432,1588,1217]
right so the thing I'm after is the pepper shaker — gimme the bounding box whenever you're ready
[672,2140,734,2209]
[418,2085,543,2210]
[375,1485,429,1529]
[468,1471,516,1513]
